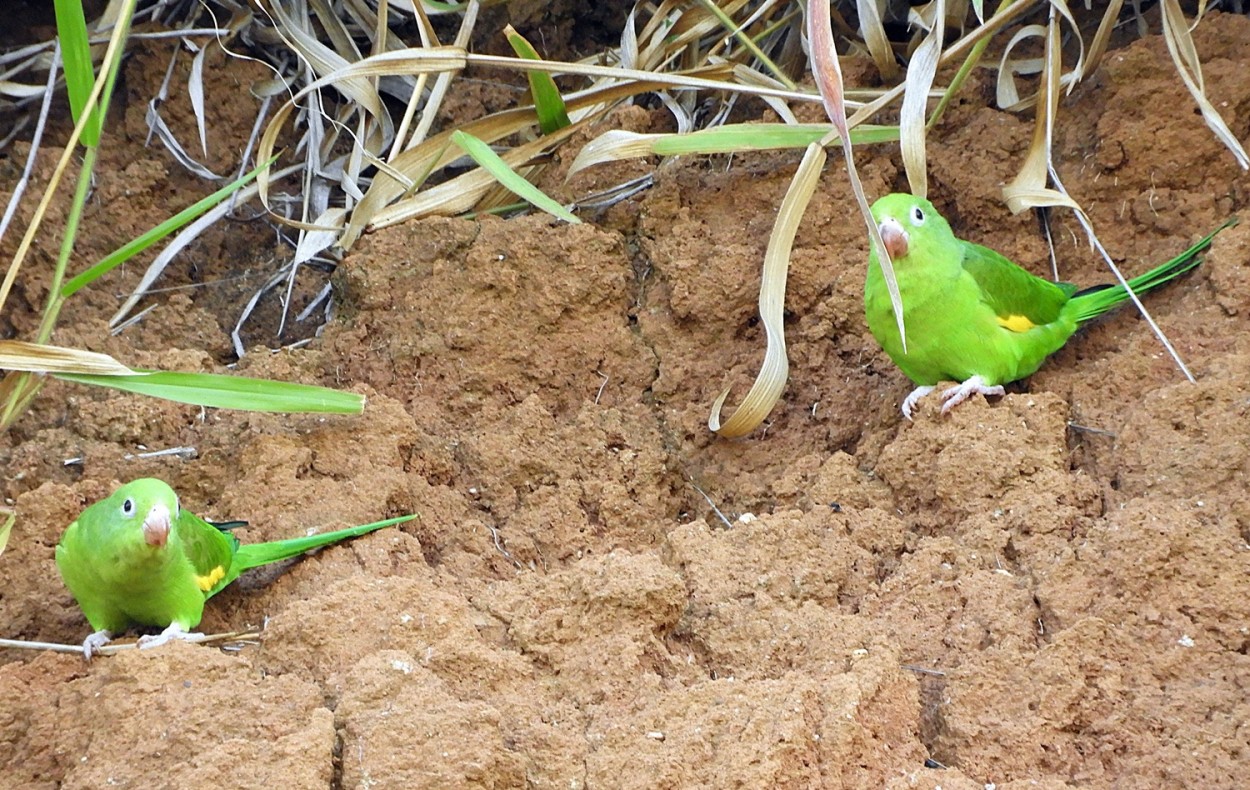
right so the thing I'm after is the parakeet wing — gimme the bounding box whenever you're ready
[176,511,240,597]
[959,241,1077,328]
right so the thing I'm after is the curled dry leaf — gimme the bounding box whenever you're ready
[1001,10,1083,217]
[709,143,824,437]
[1159,0,1249,169]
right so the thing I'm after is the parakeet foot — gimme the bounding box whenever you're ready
[137,623,201,651]
[81,630,112,660]
[939,376,1005,414]
[901,386,936,420]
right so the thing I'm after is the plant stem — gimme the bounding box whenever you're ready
[38,146,98,343]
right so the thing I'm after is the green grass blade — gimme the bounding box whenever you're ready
[53,0,103,147]
[695,0,796,90]
[61,157,276,297]
[450,130,580,224]
[504,25,571,134]
[0,509,13,559]
[52,370,364,414]
[650,124,899,155]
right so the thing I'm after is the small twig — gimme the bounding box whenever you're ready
[570,174,655,212]
[1040,207,1059,282]
[123,446,199,461]
[594,370,609,404]
[295,282,333,323]
[0,629,263,656]
[487,521,522,569]
[1067,421,1116,438]
[688,478,734,529]
[232,262,294,358]
[110,303,158,335]
[902,664,947,677]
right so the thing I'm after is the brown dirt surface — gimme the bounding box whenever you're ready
[3,9,1250,790]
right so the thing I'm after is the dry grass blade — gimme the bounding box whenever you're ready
[188,40,209,157]
[568,123,898,176]
[709,142,824,437]
[398,0,478,155]
[856,0,902,80]
[294,207,347,266]
[467,53,818,104]
[995,24,1047,110]
[254,45,469,217]
[1047,0,1086,90]
[809,1,906,352]
[900,0,946,198]
[1084,0,1126,75]
[1159,0,1249,169]
[0,41,59,243]
[1001,9,1084,216]
[634,0,743,71]
[995,0,1084,111]
[265,0,393,147]
[145,99,224,179]
[696,0,795,89]
[0,340,138,375]
[731,63,801,123]
[0,81,46,99]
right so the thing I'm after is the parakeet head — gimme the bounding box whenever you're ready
[869,193,954,262]
[94,478,181,550]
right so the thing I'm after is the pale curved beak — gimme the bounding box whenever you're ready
[878,217,909,260]
[143,502,171,548]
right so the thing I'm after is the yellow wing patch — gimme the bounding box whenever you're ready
[196,565,226,592]
[996,314,1036,333]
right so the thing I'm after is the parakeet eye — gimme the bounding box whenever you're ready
[910,206,926,225]
[121,498,135,516]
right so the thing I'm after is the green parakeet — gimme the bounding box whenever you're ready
[864,193,1230,419]
[56,478,414,659]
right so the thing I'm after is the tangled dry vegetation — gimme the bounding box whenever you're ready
[1,1,1243,434]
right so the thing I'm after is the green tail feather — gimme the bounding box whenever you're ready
[233,514,416,572]
[1068,218,1235,324]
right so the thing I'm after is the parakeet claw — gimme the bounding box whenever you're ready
[82,630,113,660]
[939,376,1005,414]
[901,386,936,420]
[137,623,200,651]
